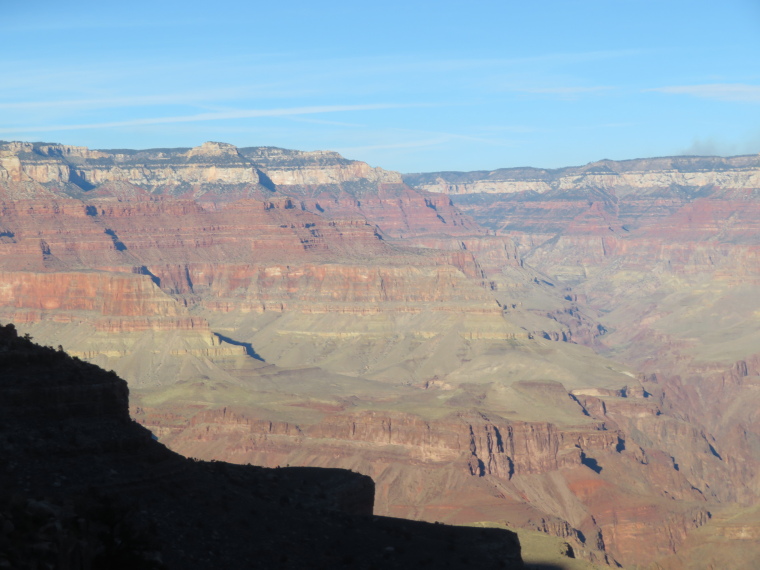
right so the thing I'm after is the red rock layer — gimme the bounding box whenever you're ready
[0,141,481,239]
[408,165,760,565]
[142,400,713,566]
[0,270,179,316]
[8,141,758,567]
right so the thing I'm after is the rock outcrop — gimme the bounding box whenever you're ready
[138,380,721,566]
[0,140,480,237]
[404,154,760,195]
[404,153,760,567]
[0,323,524,569]
[4,140,760,567]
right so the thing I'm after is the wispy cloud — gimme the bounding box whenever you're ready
[307,49,647,78]
[513,86,613,95]
[475,125,543,134]
[336,138,451,153]
[0,92,238,111]
[496,85,615,100]
[284,116,365,128]
[0,104,418,134]
[651,83,760,103]
[0,84,320,111]
[2,18,198,33]
[336,127,520,155]
[389,127,520,147]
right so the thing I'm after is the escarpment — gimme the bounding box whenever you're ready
[0,323,524,569]
[3,140,760,567]
[138,381,717,567]
[404,153,760,566]
[404,154,760,195]
[0,140,480,237]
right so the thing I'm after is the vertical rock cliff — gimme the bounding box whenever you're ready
[0,323,524,569]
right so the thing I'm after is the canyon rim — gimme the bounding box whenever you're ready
[2,140,760,568]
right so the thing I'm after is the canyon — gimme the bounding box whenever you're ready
[2,140,760,568]
[0,322,522,568]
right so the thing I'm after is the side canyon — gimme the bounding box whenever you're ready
[3,140,760,568]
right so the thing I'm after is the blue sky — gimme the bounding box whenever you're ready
[2,0,759,172]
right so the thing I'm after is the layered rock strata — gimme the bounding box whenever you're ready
[404,154,760,567]
[404,154,760,195]
[0,140,480,237]
[5,140,760,567]
[137,384,718,567]
[0,323,524,569]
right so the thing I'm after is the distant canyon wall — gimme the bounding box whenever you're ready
[5,140,760,567]
[404,154,760,195]
[0,140,479,238]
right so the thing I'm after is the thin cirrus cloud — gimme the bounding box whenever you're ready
[337,129,519,154]
[336,138,453,153]
[0,87,282,110]
[314,49,647,79]
[651,83,760,103]
[513,86,613,95]
[0,82,328,111]
[0,104,419,134]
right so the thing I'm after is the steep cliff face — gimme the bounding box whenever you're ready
[142,393,714,566]
[0,270,181,316]
[1,141,264,189]
[239,146,403,186]
[0,188,506,379]
[0,140,480,238]
[0,165,564,390]
[404,154,760,195]
[4,140,759,568]
[404,154,760,567]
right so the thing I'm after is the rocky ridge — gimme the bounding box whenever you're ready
[405,153,760,567]
[3,140,759,567]
[0,140,478,237]
[0,322,524,569]
[403,154,760,195]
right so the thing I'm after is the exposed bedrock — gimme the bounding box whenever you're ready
[138,396,715,566]
[0,140,480,237]
[0,324,523,569]
[403,154,760,195]
[402,155,760,567]
[4,141,760,567]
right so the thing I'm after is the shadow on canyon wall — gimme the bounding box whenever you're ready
[0,323,524,569]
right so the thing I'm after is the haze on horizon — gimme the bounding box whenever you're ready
[2,0,759,173]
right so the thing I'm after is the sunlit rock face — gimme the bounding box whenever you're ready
[3,140,760,567]
[404,154,760,195]
[406,154,760,566]
[0,141,479,237]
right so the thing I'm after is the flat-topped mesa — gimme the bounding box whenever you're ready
[404,154,760,196]
[30,143,112,160]
[240,146,403,186]
[0,140,267,194]
[0,140,402,193]
[0,140,480,237]
[185,141,241,158]
[0,143,110,183]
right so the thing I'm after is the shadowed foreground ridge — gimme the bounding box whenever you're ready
[0,323,523,569]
